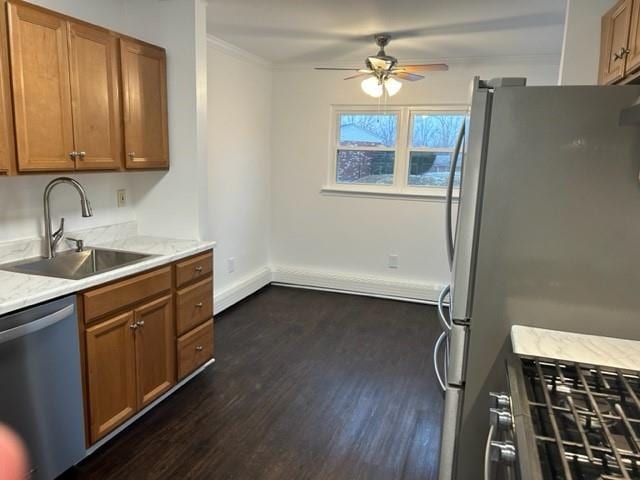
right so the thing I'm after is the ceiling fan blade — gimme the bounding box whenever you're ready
[315,67,361,71]
[391,72,425,81]
[393,64,449,73]
[344,73,371,80]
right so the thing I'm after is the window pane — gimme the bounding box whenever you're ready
[339,113,397,148]
[408,151,461,187]
[337,150,394,185]
[411,114,465,148]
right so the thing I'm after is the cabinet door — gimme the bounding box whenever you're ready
[626,0,640,74]
[0,0,15,174]
[7,2,75,171]
[85,311,137,443]
[599,0,632,85]
[134,295,175,408]
[120,38,169,169]
[68,21,122,170]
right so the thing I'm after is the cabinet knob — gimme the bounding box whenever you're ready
[195,346,204,352]
[195,265,203,273]
[127,152,136,159]
[78,151,86,160]
[613,47,631,61]
[136,320,145,327]
[129,323,138,330]
[69,151,79,160]
[195,302,203,308]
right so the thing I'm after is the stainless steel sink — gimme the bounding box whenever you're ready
[1,248,154,280]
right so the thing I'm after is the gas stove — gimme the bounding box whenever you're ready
[490,356,640,480]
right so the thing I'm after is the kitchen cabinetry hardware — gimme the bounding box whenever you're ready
[129,323,138,330]
[195,346,203,352]
[136,320,144,327]
[195,302,203,308]
[195,266,203,273]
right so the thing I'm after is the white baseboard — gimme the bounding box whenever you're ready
[214,266,272,313]
[271,265,444,303]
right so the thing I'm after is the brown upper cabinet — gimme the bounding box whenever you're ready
[120,39,169,169]
[68,21,122,170]
[598,0,640,84]
[3,0,168,173]
[0,0,16,175]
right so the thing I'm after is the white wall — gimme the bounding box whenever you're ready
[0,0,208,242]
[558,0,616,85]
[206,38,272,302]
[270,58,560,300]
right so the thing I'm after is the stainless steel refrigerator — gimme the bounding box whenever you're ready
[434,77,640,479]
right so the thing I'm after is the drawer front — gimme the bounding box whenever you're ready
[177,319,214,379]
[175,277,213,335]
[175,251,213,288]
[83,267,172,323]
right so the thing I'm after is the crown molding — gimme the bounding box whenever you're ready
[206,34,272,68]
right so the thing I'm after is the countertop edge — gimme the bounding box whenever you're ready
[0,240,217,317]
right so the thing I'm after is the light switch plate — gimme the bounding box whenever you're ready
[388,254,399,269]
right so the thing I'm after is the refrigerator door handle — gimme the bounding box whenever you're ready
[434,330,448,392]
[437,284,452,332]
[446,122,466,270]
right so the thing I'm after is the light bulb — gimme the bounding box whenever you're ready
[384,77,402,96]
[361,77,383,98]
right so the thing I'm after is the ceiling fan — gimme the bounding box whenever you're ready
[315,34,448,98]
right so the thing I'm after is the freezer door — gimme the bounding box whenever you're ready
[438,386,464,480]
[447,323,469,387]
[450,80,492,322]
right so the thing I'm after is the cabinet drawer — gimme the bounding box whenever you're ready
[175,277,213,335]
[175,251,213,288]
[177,319,213,379]
[83,267,172,322]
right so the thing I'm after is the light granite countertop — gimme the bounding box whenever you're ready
[511,325,640,372]
[0,224,215,317]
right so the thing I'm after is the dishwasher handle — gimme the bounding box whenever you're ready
[0,304,74,345]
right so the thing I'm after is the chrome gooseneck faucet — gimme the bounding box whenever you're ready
[44,177,93,259]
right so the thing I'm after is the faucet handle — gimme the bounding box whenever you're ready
[53,217,65,238]
[66,237,84,252]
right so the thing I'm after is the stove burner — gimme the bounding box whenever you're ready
[519,359,640,480]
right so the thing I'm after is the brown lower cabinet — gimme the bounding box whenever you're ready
[80,250,214,445]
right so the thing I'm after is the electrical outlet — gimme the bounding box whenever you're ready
[388,254,399,269]
[116,189,127,208]
[227,257,235,273]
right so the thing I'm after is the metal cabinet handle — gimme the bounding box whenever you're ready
[127,152,136,160]
[69,151,79,160]
[195,345,204,352]
[129,323,138,330]
[433,331,448,392]
[194,266,203,273]
[613,47,631,61]
[195,302,203,308]
[136,320,145,327]
[78,151,86,160]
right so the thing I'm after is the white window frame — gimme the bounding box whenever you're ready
[323,104,469,200]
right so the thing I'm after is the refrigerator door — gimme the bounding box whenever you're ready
[447,323,469,387]
[450,79,493,323]
[438,386,464,480]
[456,84,640,479]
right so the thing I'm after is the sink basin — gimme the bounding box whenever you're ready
[1,247,154,280]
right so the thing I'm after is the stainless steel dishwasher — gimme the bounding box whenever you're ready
[0,295,86,479]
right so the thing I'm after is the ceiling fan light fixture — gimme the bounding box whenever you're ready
[384,77,402,96]
[361,76,383,98]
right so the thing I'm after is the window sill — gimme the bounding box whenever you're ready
[320,186,459,202]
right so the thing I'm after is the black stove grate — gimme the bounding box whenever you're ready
[522,359,640,480]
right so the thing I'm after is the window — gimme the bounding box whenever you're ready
[336,112,398,185]
[327,106,468,198]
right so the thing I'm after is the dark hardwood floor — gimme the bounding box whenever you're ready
[70,286,444,480]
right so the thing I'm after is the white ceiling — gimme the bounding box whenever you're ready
[206,0,567,65]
